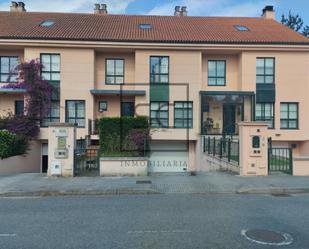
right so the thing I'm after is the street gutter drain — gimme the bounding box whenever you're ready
[136,180,152,184]
[271,193,291,197]
[241,229,293,246]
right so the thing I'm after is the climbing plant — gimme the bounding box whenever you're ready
[0,59,53,158]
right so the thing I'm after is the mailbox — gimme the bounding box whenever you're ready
[251,135,262,157]
[54,149,68,159]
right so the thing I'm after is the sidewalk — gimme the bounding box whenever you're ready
[0,171,309,197]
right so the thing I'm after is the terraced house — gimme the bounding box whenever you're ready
[0,2,309,175]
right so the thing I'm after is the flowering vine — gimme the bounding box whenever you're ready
[0,59,53,157]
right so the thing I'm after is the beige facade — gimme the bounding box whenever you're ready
[0,10,309,175]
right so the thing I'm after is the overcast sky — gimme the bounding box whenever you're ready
[0,0,308,24]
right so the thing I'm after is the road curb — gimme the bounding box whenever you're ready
[236,187,309,195]
[0,189,161,197]
[1,187,309,197]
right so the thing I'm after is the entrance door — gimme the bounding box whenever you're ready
[41,143,48,173]
[121,102,135,117]
[223,104,236,134]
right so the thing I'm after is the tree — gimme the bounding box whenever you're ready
[281,11,309,38]
[303,25,309,38]
[281,11,304,32]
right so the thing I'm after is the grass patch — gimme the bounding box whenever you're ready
[269,156,289,165]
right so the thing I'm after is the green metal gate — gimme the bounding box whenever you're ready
[74,148,100,176]
[268,148,293,174]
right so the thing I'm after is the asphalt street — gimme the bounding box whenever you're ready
[0,194,309,249]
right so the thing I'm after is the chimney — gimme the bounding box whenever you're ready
[94,3,108,14]
[262,5,275,20]
[94,3,100,14]
[10,1,26,12]
[101,4,107,14]
[181,6,188,16]
[174,6,181,16]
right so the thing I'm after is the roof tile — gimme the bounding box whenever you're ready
[0,12,308,44]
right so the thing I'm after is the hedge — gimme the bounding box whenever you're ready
[97,116,150,156]
[0,130,28,159]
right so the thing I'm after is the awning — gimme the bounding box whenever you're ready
[90,89,146,96]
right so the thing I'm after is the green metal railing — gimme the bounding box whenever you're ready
[268,147,293,174]
[203,136,239,165]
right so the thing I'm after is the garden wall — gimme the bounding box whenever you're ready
[293,156,309,176]
[100,157,148,176]
[202,154,240,174]
[0,140,41,174]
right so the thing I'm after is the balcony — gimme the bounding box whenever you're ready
[0,88,25,94]
[90,89,146,97]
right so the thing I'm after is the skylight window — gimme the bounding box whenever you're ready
[234,25,250,31]
[139,24,152,30]
[40,20,55,28]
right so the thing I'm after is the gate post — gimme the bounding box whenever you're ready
[238,122,269,176]
[289,148,293,175]
[48,123,76,177]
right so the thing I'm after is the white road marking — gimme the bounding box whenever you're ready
[128,230,191,234]
[0,196,41,199]
[0,234,16,237]
[241,229,293,246]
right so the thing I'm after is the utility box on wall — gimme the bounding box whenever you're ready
[239,122,268,176]
[47,123,76,177]
[50,161,61,176]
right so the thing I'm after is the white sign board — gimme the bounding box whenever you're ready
[55,128,68,137]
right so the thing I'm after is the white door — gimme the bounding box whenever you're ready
[149,141,189,173]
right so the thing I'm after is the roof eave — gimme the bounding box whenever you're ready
[0,36,308,46]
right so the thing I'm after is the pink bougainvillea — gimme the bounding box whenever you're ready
[128,129,151,153]
[0,59,54,156]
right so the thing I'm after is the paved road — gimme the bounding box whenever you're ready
[0,194,309,249]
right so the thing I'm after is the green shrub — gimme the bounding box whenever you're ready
[0,115,10,130]
[0,130,28,159]
[97,116,150,157]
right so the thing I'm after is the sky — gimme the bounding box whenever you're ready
[0,0,308,24]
